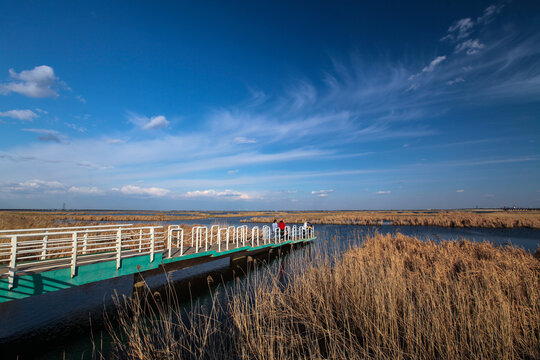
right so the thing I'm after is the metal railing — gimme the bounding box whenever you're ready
[0,225,164,289]
[165,224,315,257]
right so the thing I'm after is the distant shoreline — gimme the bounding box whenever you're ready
[1,209,539,229]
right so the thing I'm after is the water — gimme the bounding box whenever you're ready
[5,224,539,359]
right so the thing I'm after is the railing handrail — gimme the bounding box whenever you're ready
[0,223,134,234]
[0,225,164,239]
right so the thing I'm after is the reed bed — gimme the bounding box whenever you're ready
[101,233,540,360]
[245,210,540,228]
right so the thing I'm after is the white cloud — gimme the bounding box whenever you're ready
[118,185,170,197]
[22,128,67,143]
[375,190,391,194]
[311,189,334,197]
[143,115,169,130]
[227,169,239,174]
[107,138,125,144]
[455,39,485,55]
[234,136,257,144]
[185,189,254,200]
[456,189,465,193]
[0,65,59,98]
[0,109,38,121]
[68,186,104,195]
[0,179,66,194]
[127,112,169,130]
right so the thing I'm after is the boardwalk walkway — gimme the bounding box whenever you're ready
[0,223,315,303]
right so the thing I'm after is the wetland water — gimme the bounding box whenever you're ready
[5,223,540,359]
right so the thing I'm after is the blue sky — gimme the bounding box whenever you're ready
[0,1,539,210]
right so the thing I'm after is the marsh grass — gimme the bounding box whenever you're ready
[101,233,540,359]
[246,210,540,228]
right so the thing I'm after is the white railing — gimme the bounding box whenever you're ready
[1,223,315,290]
[0,225,164,289]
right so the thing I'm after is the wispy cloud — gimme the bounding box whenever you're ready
[234,136,257,144]
[477,4,505,25]
[311,189,334,197]
[442,18,475,41]
[68,186,104,195]
[422,56,447,73]
[75,95,87,104]
[115,185,170,197]
[455,39,484,55]
[0,109,39,121]
[375,190,391,195]
[185,189,255,200]
[64,122,87,132]
[0,65,60,98]
[456,189,465,193]
[22,128,67,143]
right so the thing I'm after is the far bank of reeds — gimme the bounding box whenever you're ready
[245,210,540,228]
[2,209,539,231]
[102,233,540,360]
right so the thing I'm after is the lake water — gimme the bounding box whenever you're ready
[5,223,539,359]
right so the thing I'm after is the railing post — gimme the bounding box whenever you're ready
[138,229,143,253]
[205,227,208,251]
[116,228,122,270]
[8,235,17,290]
[71,232,78,278]
[150,227,155,262]
[217,229,221,252]
[168,227,172,258]
[178,228,183,247]
[83,229,88,254]
[180,229,184,256]
[41,231,48,260]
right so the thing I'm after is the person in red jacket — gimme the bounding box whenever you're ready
[278,220,286,239]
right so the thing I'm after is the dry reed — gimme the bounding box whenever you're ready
[245,210,540,228]
[102,233,540,359]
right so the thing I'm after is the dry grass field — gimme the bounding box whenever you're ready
[1,209,539,231]
[103,233,540,360]
[245,209,540,228]
[0,210,285,230]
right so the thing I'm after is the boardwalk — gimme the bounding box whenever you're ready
[0,223,315,303]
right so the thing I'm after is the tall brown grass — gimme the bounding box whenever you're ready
[101,233,539,359]
[246,210,540,228]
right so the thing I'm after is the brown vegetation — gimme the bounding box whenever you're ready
[0,210,287,230]
[103,233,540,359]
[245,209,540,228]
